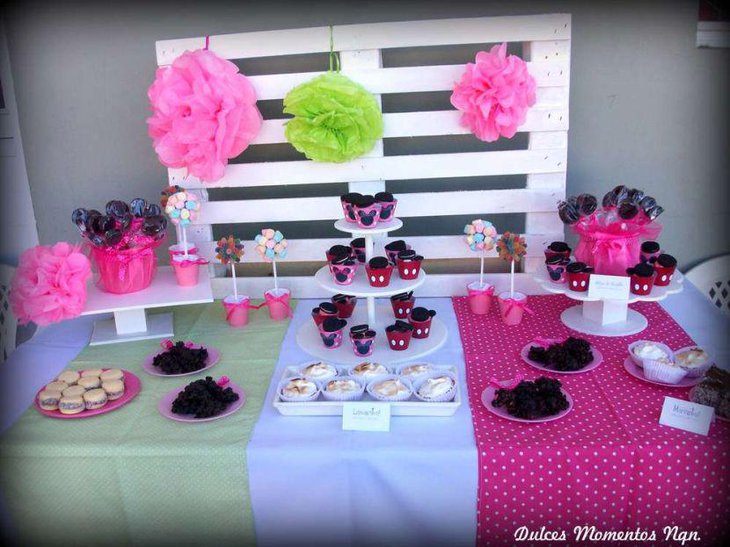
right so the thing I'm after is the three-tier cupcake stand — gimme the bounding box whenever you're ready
[296,217,447,364]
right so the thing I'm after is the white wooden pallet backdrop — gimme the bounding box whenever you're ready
[155,14,571,298]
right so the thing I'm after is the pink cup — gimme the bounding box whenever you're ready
[168,242,198,259]
[263,288,292,321]
[467,281,495,315]
[171,254,205,286]
[497,291,530,326]
[223,295,251,327]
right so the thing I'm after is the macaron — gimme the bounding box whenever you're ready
[58,396,85,415]
[45,381,68,393]
[37,390,62,411]
[57,370,80,385]
[62,385,87,398]
[100,369,124,383]
[83,389,108,410]
[81,369,103,378]
[102,380,125,401]
[78,376,101,390]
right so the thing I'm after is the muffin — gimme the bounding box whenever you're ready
[675,347,712,378]
[350,362,388,379]
[83,388,108,410]
[37,389,62,411]
[279,378,319,402]
[321,377,364,401]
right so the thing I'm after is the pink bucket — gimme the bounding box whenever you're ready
[263,288,292,321]
[467,281,495,315]
[168,242,198,259]
[91,245,158,294]
[223,295,251,327]
[171,254,206,286]
[497,291,532,326]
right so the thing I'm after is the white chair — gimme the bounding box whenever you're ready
[685,254,730,315]
[0,264,18,363]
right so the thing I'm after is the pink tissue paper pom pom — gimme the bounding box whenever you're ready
[147,49,263,183]
[450,43,536,142]
[10,242,92,326]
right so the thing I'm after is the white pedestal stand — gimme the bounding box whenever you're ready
[535,269,684,337]
[296,218,447,362]
[81,266,214,345]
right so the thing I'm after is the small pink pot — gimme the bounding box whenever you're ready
[223,295,251,327]
[263,288,292,321]
[467,281,495,315]
[351,332,376,357]
[497,291,530,326]
[168,242,198,259]
[171,254,206,286]
[318,323,344,349]
[329,260,359,285]
[353,202,381,229]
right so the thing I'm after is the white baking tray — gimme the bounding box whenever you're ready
[273,364,462,417]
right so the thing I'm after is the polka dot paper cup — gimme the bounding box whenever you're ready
[366,375,413,402]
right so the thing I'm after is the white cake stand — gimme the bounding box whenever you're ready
[535,269,683,337]
[296,217,447,363]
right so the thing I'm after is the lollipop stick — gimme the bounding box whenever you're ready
[510,260,515,298]
[272,259,278,292]
[231,263,238,300]
[182,228,189,259]
[479,255,485,288]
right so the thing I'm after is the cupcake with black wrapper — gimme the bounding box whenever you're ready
[365,256,393,287]
[396,249,423,280]
[374,191,397,221]
[353,195,380,228]
[653,254,677,286]
[318,317,347,349]
[385,320,414,351]
[408,306,436,339]
[340,192,363,223]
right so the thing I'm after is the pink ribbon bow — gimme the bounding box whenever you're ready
[216,376,229,387]
[253,293,293,318]
[532,337,564,348]
[224,299,251,321]
[177,257,209,268]
[489,374,525,389]
[469,284,495,296]
[501,297,535,316]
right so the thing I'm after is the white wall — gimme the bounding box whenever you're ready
[3,0,729,269]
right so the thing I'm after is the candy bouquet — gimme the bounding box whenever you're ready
[496,232,531,325]
[216,235,252,327]
[72,199,168,294]
[463,219,497,315]
[254,229,291,320]
[164,189,208,286]
[558,186,663,276]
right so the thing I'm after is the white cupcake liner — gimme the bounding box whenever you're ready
[347,363,391,381]
[395,362,435,380]
[277,377,321,402]
[674,346,714,378]
[366,374,413,402]
[642,359,688,384]
[297,360,339,382]
[321,376,366,402]
[412,370,458,403]
[628,340,674,368]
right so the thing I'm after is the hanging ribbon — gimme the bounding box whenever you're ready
[176,257,209,268]
[328,25,340,73]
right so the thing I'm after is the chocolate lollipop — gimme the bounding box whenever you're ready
[626,188,645,204]
[92,215,115,235]
[558,200,580,225]
[602,185,627,208]
[617,200,639,220]
[644,205,664,221]
[72,208,89,232]
[142,215,167,237]
[143,203,162,217]
[104,229,124,247]
[105,200,130,219]
[575,194,598,216]
[639,195,657,212]
[130,198,148,217]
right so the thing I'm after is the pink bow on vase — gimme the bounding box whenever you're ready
[253,294,293,318]
[501,298,535,316]
[177,257,209,267]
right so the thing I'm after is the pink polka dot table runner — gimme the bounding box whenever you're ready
[453,295,729,546]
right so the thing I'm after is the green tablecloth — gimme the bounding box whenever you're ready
[0,301,293,546]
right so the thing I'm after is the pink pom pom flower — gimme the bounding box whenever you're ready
[10,243,92,326]
[147,49,263,183]
[450,43,536,142]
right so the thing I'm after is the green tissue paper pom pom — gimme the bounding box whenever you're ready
[283,72,384,163]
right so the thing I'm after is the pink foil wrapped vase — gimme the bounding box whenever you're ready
[91,242,160,294]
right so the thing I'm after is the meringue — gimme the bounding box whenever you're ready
[373,378,409,398]
[417,376,455,400]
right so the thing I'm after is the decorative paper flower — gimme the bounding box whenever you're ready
[450,43,536,142]
[254,229,288,261]
[160,185,185,208]
[10,243,92,326]
[164,191,200,227]
[463,219,498,252]
[215,236,244,265]
[147,49,263,182]
[496,232,527,262]
[283,72,383,163]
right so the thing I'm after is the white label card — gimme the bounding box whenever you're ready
[342,402,391,432]
[659,396,714,436]
[587,274,630,301]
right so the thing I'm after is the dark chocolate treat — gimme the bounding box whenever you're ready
[357,195,376,208]
[546,255,567,265]
[368,256,390,269]
[657,254,677,268]
[566,262,586,273]
[641,241,660,254]
[171,376,239,419]
[639,195,657,211]
[319,302,338,315]
[391,291,414,302]
[332,294,352,304]
[341,192,363,204]
[328,245,352,259]
[410,307,436,322]
[617,200,639,220]
[626,188,645,204]
[583,267,594,274]
[633,263,654,277]
[548,241,570,253]
[152,341,209,375]
[386,320,414,333]
[575,194,598,216]
[322,317,347,332]
[644,205,664,221]
[352,329,376,340]
[351,238,365,248]
[492,377,569,419]
[397,249,417,260]
[558,201,580,225]
[349,324,370,335]
[385,240,407,252]
[527,337,593,372]
[374,191,394,203]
